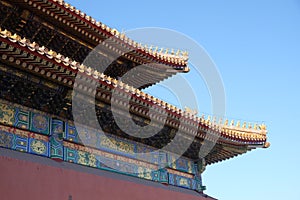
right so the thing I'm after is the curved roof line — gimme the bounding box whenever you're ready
[19,0,190,68]
[0,28,269,146]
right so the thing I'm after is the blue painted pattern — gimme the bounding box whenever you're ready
[30,113,50,135]
[0,99,205,192]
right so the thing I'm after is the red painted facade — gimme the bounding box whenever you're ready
[0,155,215,200]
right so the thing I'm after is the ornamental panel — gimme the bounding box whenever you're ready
[30,113,50,135]
[28,138,49,157]
[0,103,15,126]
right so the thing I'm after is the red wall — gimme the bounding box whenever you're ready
[0,156,215,200]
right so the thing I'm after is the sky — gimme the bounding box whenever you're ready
[67,1,300,199]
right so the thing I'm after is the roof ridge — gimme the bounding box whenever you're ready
[50,0,189,64]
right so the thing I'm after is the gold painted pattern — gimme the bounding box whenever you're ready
[100,136,135,154]
[30,140,47,154]
[63,141,157,170]
[0,104,15,126]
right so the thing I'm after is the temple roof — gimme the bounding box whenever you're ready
[0,28,270,164]
[51,0,190,67]
[1,0,189,89]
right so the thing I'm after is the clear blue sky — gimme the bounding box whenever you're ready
[68,1,300,199]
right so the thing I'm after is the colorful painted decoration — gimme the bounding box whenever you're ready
[50,119,64,161]
[0,103,15,126]
[30,113,50,135]
[0,99,205,192]
[167,153,195,174]
[0,129,13,148]
[14,109,30,130]
[65,121,79,143]
[29,138,49,156]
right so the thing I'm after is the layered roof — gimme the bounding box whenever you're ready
[2,0,189,89]
[0,28,269,164]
